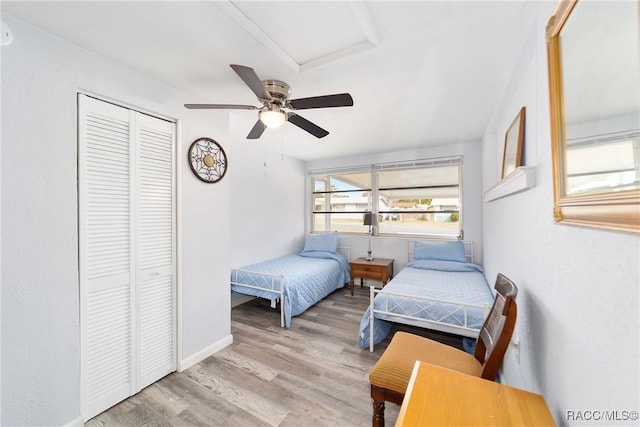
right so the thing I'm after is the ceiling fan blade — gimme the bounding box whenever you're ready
[247,120,267,139]
[184,104,257,110]
[230,64,272,100]
[287,113,329,138]
[288,93,353,110]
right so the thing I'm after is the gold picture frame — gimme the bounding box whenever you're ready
[502,107,526,178]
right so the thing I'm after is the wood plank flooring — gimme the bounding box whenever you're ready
[86,283,463,427]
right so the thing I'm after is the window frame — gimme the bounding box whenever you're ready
[308,157,463,239]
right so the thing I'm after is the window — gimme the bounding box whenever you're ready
[310,157,462,237]
[565,134,640,195]
[311,169,371,234]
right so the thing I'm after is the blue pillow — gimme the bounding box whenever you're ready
[413,240,466,262]
[303,232,338,253]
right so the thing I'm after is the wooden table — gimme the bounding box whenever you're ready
[349,257,393,296]
[396,361,556,426]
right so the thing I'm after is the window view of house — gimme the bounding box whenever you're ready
[311,161,461,237]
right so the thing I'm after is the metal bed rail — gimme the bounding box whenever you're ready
[369,285,490,352]
[231,269,285,327]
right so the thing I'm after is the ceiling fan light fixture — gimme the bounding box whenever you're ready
[186,65,353,139]
[259,107,286,128]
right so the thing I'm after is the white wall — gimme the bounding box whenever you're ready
[1,15,231,425]
[482,3,639,425]
[228,113,307,267]
[306,142,484,266]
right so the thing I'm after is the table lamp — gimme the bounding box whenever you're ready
[363,211,374,261]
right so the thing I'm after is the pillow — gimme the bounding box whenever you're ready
[303,232,338,253]
[413,240,466,262]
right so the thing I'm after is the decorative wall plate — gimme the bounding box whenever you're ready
[188,137,228,183]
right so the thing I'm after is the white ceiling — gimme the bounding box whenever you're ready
[2,1,529,161]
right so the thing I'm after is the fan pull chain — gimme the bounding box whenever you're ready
[280,126,285,160]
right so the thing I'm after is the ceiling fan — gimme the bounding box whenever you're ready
[185,64,354,139]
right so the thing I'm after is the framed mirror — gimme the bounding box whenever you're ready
[546,0,639,232]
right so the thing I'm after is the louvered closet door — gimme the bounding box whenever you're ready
[79,96,134,419]
[135,113,176,389]
[79,95,176,420]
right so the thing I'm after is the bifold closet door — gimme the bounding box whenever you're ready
[78,95,176,420]
[135,112,176,390]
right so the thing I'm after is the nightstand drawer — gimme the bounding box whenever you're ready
[351,265,380,276]
[349,257,394,296]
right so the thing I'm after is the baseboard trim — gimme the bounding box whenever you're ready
[178,334,233,372]
[63,415,84,427]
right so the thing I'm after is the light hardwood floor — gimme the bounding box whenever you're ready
[86,284,462,427]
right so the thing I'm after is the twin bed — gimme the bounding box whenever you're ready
[230,233,350,327]
[231,235,493,352]
[357,240,493,351]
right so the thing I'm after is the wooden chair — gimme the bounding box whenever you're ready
[368,273,518,427]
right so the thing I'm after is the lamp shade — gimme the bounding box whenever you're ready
[259,108,286,128]
[363,211,373,226]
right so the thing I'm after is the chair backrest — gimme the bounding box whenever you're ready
[474,273,518,380]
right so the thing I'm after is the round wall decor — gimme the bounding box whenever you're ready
[188,137,228,183]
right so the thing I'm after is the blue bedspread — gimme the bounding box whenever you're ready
[231,251,350,327]
[358,260,493,349]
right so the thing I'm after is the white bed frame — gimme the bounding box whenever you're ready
[230,237,350,327]
[368,240,491,351]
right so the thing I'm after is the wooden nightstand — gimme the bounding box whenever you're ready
[349,257,394,296]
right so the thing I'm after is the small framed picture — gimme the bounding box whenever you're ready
[502,107,526,178]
